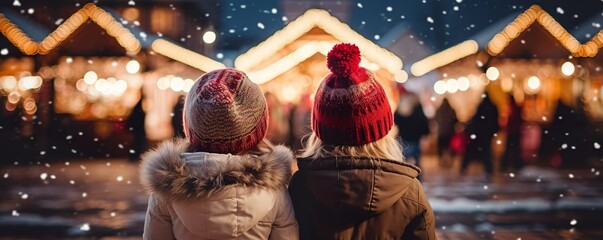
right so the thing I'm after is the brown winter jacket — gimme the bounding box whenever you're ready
[140,139,299,240]
[289,156,436,240]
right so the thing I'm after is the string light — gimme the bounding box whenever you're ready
[0,14,38,55]
[37,3,141,55]
[150,38,225,72]
[410,40,478,77]
[235,9,403,75]
[487,5,581,57]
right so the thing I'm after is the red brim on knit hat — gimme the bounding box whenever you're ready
[312,43,393,146]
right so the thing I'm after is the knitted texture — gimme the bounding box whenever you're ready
[312,43,393,146]
[184,68,268,153]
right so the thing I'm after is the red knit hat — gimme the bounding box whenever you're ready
[312,43,393,146]
[184,68,268,153]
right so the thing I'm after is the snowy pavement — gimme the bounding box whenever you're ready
[1,156,602,240]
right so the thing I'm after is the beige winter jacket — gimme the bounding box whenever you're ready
[140,139,299,240]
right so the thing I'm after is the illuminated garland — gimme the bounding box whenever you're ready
[0,14,38,55]
[235,9,403,75]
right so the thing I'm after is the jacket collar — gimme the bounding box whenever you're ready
[297,156,420,178]
[140,139,293,201]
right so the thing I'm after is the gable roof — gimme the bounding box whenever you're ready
[410,5,603,77]
[37,3,141,55]
[234,8,402,75]
[486,5,582,57]
[0,13,40,55]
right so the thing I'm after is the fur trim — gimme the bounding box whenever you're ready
[140,139,294,201]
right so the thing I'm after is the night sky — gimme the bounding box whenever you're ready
[216,0,602,55]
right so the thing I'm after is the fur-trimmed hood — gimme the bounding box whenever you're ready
[140,139,294,201]
[140,139,299,239]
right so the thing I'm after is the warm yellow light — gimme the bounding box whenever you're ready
[457,77,470,91]
[83,71,98,84]
[114,80,128,96]
[394,70,408,83]
[501,77,513,92]
[157,77,170,90]
[1,76,18,91]
[170,77,185,92]
[280,85,300,102]
[434,80,447,95]
[235,8,402,75]
[95,78,108,93]
[8,91,20,104]
[37,3,141,55]
[486,67,500,80]
[446,79,459,93]
[126,60,140,74]
[410,40,478,77]
[561,61,575,76]
[203,31,216,44]
[486,5,589,57]
[183,79,195,93]
[151,39,225,72]
[527,76,541,90]
[18,76,42,90]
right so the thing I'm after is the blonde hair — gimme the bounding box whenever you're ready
[244,138,275,156]
[299,130,404,161]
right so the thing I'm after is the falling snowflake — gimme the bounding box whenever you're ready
[69,180,75,184]
[568,173,574,179]
[40,173,48,180]
[453,6,459,11]
[570,219,577,225]
[66,135,73,140]
[470,134,476,140]
[216,53,224,59]
[139,32,147,40]
[357,3,363,8]
[386,6,393,12]
[80,223,90,231]
[128,0,135,6]
[12,210,19,216]
[374,35,380,40]
[483,185,488,190]
[271,8,277,14]
[556,7,564,14]
[118,144,124,149]
[427,17,434,23]
[110,212,116,217]
[21,194,28,199]
[594,142,600,149]
[282,16,288,21]
[116,176,124,182]
[240,4,246,9]
[3,173,9,178]
[27,8,34,14]
[257,22,265,29]
[40,151,46,155]
[0,49,8,55]
[82,192,87,198]
[13,0,21,7]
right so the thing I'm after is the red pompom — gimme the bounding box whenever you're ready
[327,43,361,78]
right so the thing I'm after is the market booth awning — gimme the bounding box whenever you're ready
[234,8,406,105]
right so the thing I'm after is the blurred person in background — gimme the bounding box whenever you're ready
[394,84,430,179]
